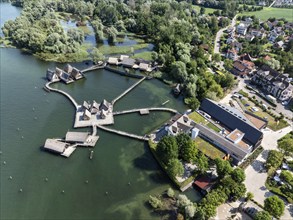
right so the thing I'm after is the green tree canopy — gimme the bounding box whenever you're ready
[264,195,285,218]
[266,150,283,169]
[278,137,293,157]
[215,158,233,178]
[176,133,198,162]
[167,158,184,177]
[254,211,272,220]
[231,167,246,183]
[156,135,178,164]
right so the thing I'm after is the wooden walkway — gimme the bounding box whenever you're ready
[45,81,78,109]
[96,125,149,141]
[81,64,106,73]
[112,77,146,105]
[113,107,178,116]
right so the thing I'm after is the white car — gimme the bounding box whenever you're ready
[282,101,288,106]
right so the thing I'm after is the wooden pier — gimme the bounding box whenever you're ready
[97,125,149,141]
[81,64,106,73]
[111,77,146,105]
[113,107,178,116]
[45,81,78,109]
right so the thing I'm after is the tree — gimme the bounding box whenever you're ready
[156,136,178,164]
[176,133,198,162]
[185,204,196,218]
[194,152,209,174]
[215,158,232,178]
[167,158,184,177]
[184,97,200,111]
[278,138,293,157]
[264,195,285,218]
[167,188,175,198]
[246,192,254,201]
[266,150,283,169]
[148,195,162,209]
[231,167,246,183]
[176,194,192,208]
[107,26,118,44]
[170,61,188,83]
[91,48,104,63]
[254,211,271,220]
[200,7,205,15]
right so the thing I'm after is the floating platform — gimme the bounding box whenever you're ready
[139,109,149,115]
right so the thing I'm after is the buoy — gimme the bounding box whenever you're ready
[32,107,35,111]
[9,176,12,180]
[17,128,20,131]
[0,151,2,155]
[105,191,108,195]
[85,180,89,184]
[128,182,131,186]
[61,190,65,194]
[21,136,24,139]
[19,188,23,192]
[3,161,6,165]
[45,178,48,182]
[34,117,37,120]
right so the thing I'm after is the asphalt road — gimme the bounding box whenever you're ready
[214,15,237,54]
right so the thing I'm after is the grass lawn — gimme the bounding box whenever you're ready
[188,112,207,124]
[192,5,218,14]
[194,137,226,160]
[98,43,149,55]
[240,7,293,22]
[189,112,221,133]
[131,51,153,60]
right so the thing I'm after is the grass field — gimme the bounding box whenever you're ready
[192,5,218,14]
[188,112,221,132]
[241,7,293,22]
[194,137,226,159]
[98,43,149,55]
[131,51,153,60]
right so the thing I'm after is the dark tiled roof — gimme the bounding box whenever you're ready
[199,99,263,146]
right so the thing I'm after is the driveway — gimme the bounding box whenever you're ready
[244,126,293,219]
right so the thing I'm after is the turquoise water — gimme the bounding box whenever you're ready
[0,3,201,220]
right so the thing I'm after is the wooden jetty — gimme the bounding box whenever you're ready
[97,125,149,141]
[113,107,178,116]
[111,77,146,105]
[45,81,78,110]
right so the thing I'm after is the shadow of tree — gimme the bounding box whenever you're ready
[251,159,265,172]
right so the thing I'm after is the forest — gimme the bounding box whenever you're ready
[2,0,236,107]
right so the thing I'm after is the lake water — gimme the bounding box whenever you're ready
[0,3,201,220]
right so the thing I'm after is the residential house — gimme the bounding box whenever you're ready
[273,40,284,49]
[231,42,243,52]
[139,62,149,71]
[226,48,239,60]
[226,36,236,44]
[193,175,216,195]
[251,65,293,101]
[70,68,83,80]
[90,100,100,114]
[231,61,253,76]
[82,101,90,111]
[237,23,248,35]
[268,30,279,42]
[245,34,255,42]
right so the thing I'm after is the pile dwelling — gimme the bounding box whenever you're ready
[43,130,99,158]
[46,64,84,84]
[107,55,155,72]
[74,99,114,128]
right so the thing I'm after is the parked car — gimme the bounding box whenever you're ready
[282,101,289,106]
